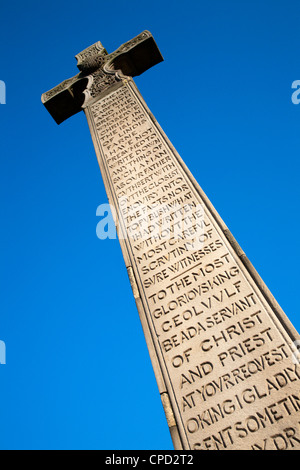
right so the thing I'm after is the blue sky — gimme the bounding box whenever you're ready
[0,0,299,450]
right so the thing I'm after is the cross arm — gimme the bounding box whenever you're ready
[41,74,89,124]
[104,31,164,77]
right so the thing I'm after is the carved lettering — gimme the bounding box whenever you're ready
[86,81,300,450]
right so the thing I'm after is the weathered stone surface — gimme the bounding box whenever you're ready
[42,32,300,450]
[85,82,300,450]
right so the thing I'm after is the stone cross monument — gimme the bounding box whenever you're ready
[42,31,300,450]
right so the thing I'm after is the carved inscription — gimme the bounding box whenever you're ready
[87,82,300,450]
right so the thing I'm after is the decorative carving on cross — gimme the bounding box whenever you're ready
[42,31,163,124]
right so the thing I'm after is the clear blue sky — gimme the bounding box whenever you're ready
[0,0,299,450]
